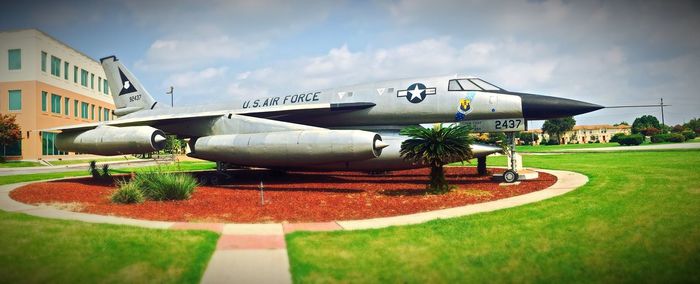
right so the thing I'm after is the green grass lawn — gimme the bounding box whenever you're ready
[519,138,700,153]
[0,161,44,168]
[0,161,215,185]
[517,142,621,152]
[0,211,218,283]
[48,156,137,166]
[287,150,700,283]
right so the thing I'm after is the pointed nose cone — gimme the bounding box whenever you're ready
[515,93,604,120]
[374,139,390,150]
[154,134,167,144]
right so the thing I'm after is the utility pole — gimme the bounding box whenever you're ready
[166,86,174,107]
[660,98,665,129]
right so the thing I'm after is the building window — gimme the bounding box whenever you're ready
[91,104,95,120]
[1,140,22,157]
[64,98,69,115]
[103,80,109,95]
[41,91,47,111]
[90,73,94,89]
[50,56,61,77]
[98,106,102,121]
[64,62,69,80]
[81,102,89,119]
[8,49,21,70]
[8,90,21,111]
[51,94,61,114]
[98,77,102,92]
[80,69,88,87]
[73,100,78,117]
[41,51,47,72]
[104,108,110,121]
[73,66,78,83]
[42,132,66,156]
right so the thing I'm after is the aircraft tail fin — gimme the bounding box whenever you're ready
[100,55,161,116]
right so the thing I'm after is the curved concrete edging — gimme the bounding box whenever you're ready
[0,169,588,284]
[0,168,587,231]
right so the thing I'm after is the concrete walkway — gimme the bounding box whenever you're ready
[0,159,165,176]
[0,168,587,284]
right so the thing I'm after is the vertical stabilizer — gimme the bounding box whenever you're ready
[100,55,160,116]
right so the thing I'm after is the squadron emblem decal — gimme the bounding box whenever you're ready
[397,83,436,104]
[118,68,137,96]
[455,92,476,121]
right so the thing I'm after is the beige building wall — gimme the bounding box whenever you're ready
[523,124,632,145]
[0,29,116,160]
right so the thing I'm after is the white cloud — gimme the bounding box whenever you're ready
[136,36,265,72]
[223,37,564,97]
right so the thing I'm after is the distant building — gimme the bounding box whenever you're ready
[0,29,116,160]
[523,124,632,145]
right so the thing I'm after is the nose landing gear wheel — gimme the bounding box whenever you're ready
[503,170,518,183]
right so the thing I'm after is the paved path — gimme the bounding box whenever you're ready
[565,142,700,152]
[0,159,165,176]
[0,168,587,284]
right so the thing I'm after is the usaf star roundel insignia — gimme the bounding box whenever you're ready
[397,83,437,104]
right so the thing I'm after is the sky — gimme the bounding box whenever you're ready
[2,0,699,128]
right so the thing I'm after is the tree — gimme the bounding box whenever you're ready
[640,127,660,136]
[683,118,700,134]
[0,114,22,160]
[518,132,534,145]
[400,124,474,194]
[541,117,576,144]
[614,121,629,126]
[632,115,660,134]
[672,124,685,133]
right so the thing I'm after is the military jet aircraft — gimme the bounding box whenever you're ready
[53,56,602,174]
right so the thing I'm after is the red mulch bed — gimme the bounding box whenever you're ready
[10,167,556,223]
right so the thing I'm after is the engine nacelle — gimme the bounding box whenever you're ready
[56,126,167,155]
[189,130,387,167]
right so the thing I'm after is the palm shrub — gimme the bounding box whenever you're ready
[89,161,101,179]
[134,172,197,201]
[400,123,474,194]
[111,179,144,204]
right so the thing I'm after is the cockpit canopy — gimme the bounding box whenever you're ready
[448,78,504,92]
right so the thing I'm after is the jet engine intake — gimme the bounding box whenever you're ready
[56,126,167,155]
[189,130,385,167]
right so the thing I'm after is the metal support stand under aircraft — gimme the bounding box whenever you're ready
[502,131,519,183]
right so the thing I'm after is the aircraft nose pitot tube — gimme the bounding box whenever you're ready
[189,130,385,167]
[56,126,167,155]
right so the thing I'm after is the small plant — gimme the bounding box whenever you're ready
[111,179,144,204]
[89,161,101,178]
[101,164,111,178]
[134,172,197,201]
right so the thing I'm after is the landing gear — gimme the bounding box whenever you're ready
[503,169,518,183]
[504,131,519,183]
[197,162,231,185]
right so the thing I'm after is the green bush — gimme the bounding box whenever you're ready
[134,172,197,201]
[618,134,644,146]
[651,134,670,143]
[681,131,697,140]
[667,133,686,143]
[610,133,626,143]
[111,180,144,204]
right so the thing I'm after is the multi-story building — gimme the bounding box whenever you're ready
[523,124,631,145]
[0,29,116,160]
